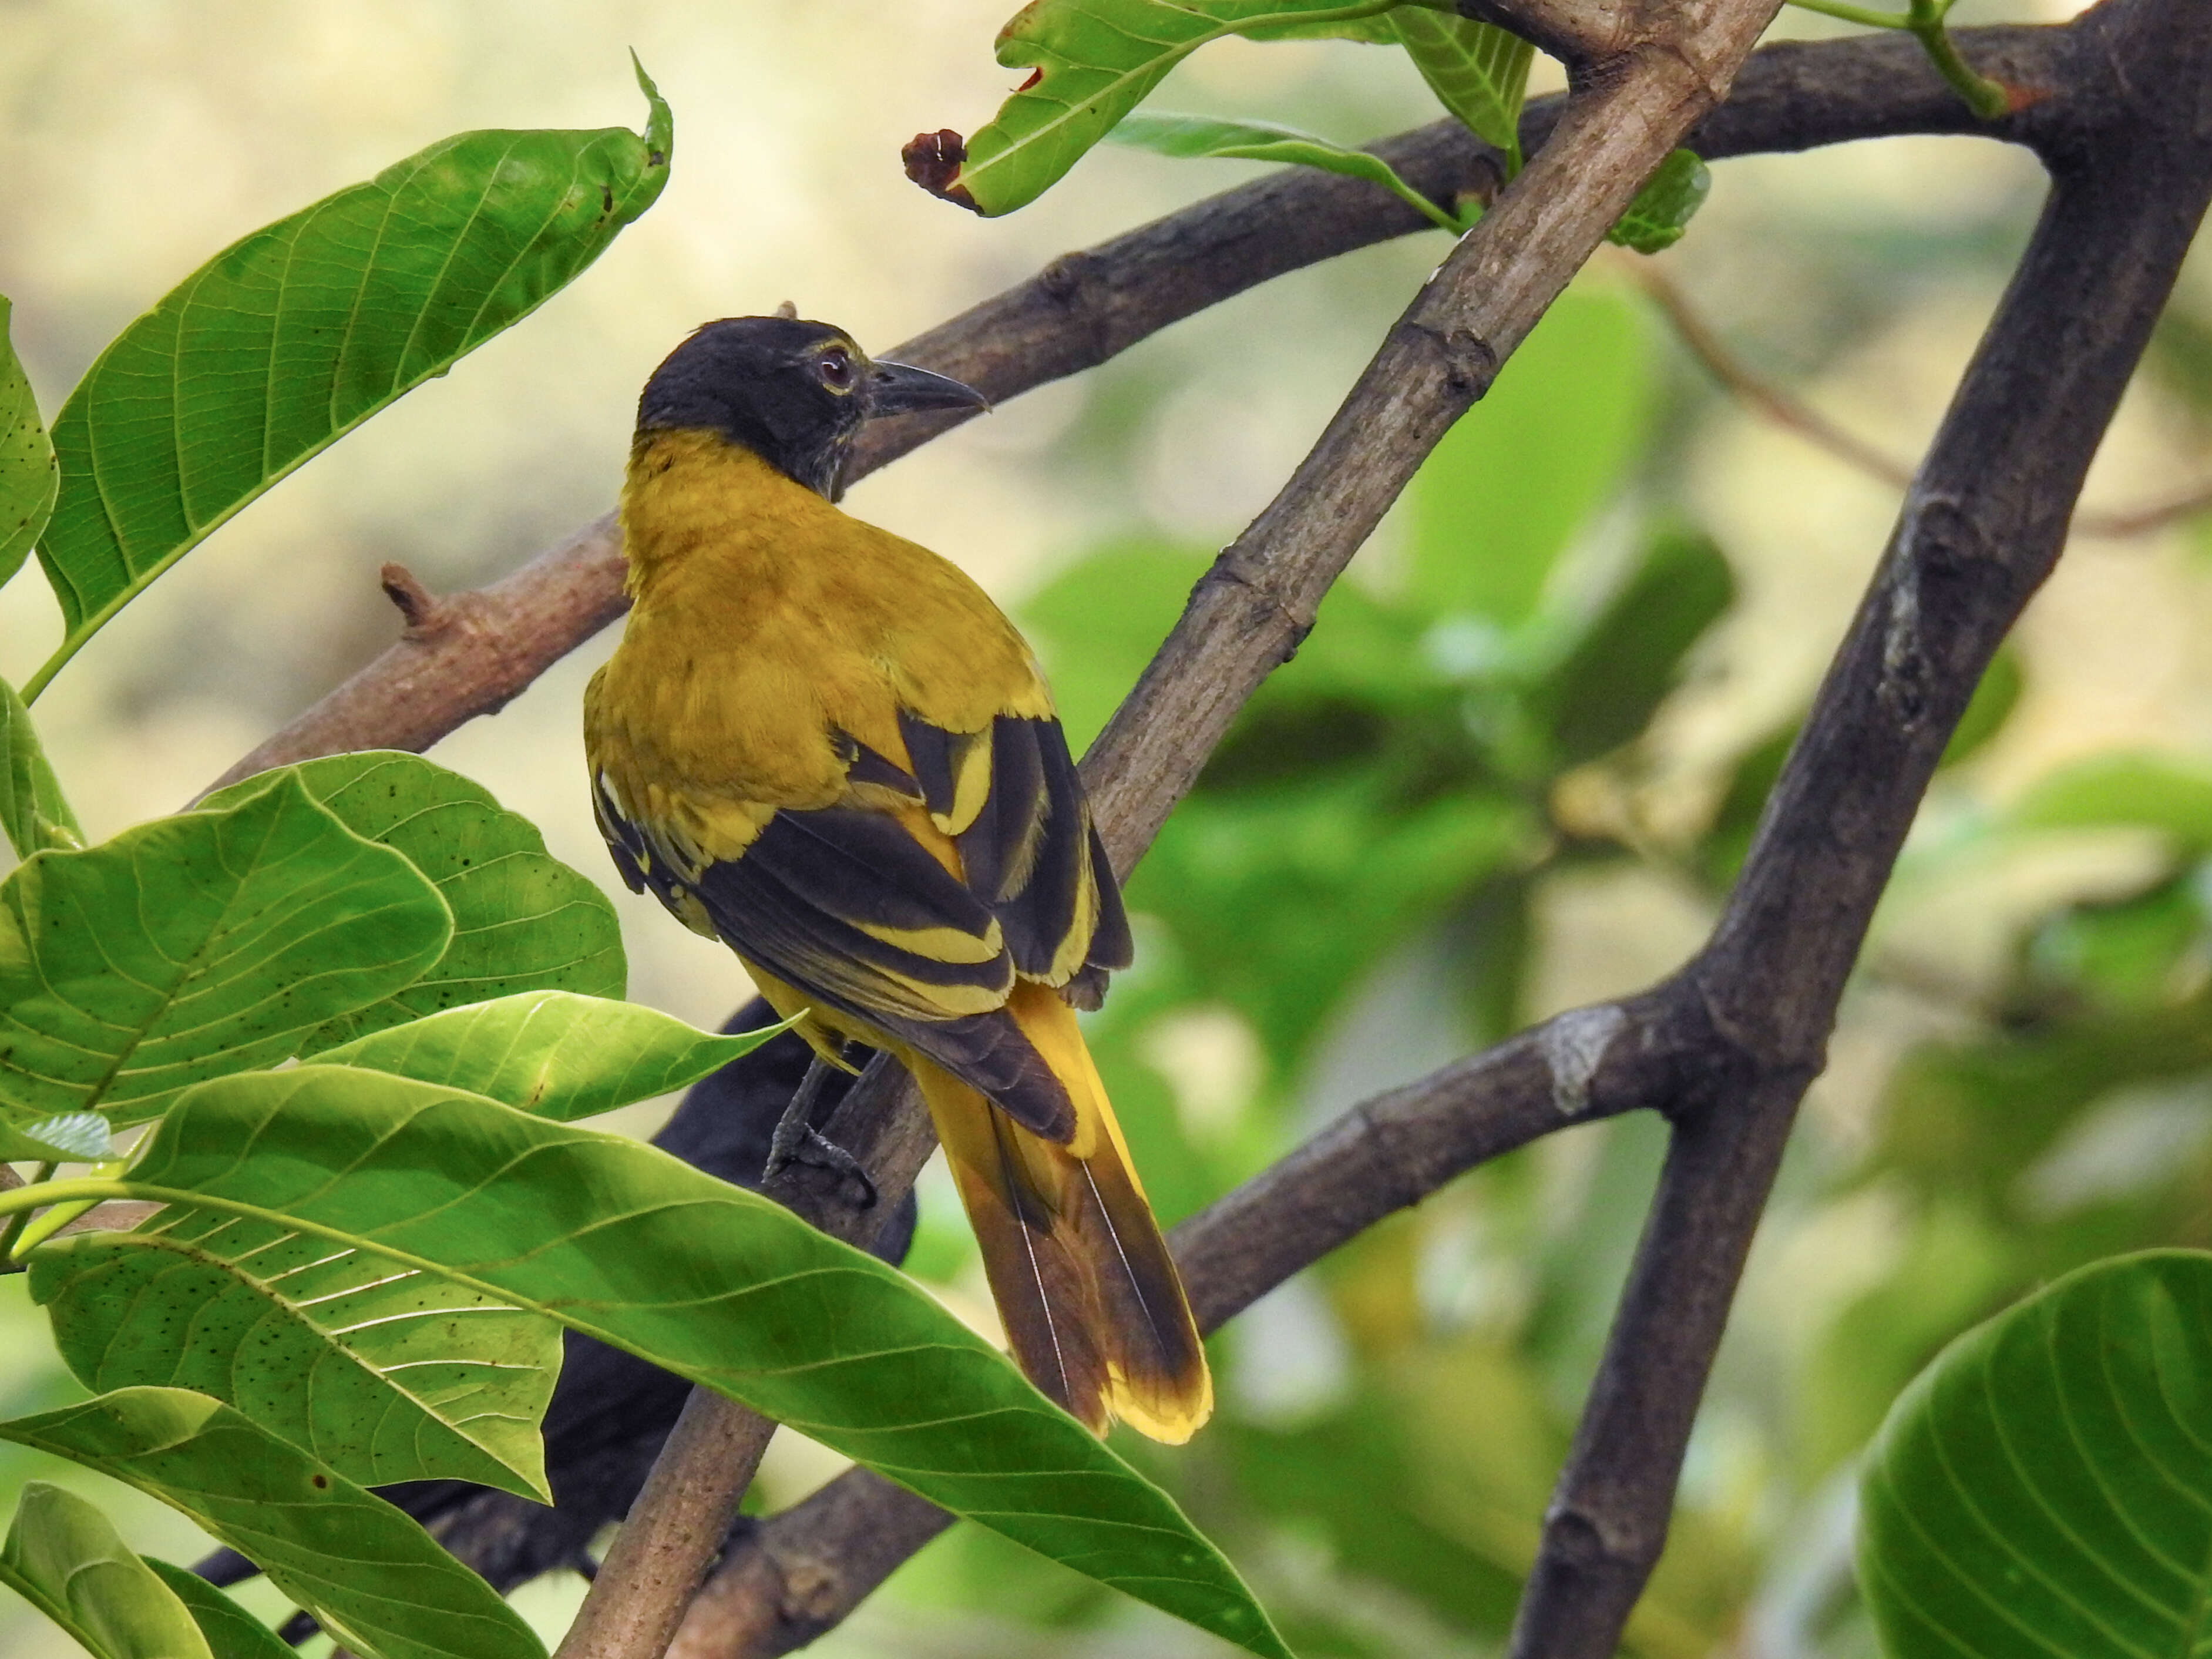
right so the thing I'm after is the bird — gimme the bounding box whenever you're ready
[582,313,1212,1443]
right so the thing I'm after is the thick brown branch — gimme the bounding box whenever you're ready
[1508,2,2212,1653]
[207,23,2086,798]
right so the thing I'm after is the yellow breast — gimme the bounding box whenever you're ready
[584,429,1054,851]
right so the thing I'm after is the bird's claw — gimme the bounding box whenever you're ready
[763,1121,877,1207]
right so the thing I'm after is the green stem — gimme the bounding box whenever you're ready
[0,1163,57,1260]
[1386,174,1475,235]
[1907,1,2011,119]
[19,641,73,706]
[1783,0,2010,119]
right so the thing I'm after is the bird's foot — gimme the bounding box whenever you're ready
[762,1050,876,1205]
[764,1121,878,1207]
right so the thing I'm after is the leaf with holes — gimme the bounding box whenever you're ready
[0,676,81,860]
[0,772,451,1126]
[1108,113,1463,231]
[1860,1250,2212,1659]
[0,295,56,591]
[32,1066,1291,1658]
[917,0,1405,214]
[27,60,671,699]
[0,1388,543,1659]
[32,1205,559,1499]
[203,753,621,1050]
[0,1482,213,1659]
[1390,9,1533,167]
[315,989,788,1120]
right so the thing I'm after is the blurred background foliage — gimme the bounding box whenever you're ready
[3,1,2211,1654]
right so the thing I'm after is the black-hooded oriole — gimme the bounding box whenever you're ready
[583,314,1212,1443]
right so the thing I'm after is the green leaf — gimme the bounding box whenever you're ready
[1108,113,1463,231]
[315,989,787,1120]
[1606,149,1710,254]
[1939,646,2021,768]
[2028,876,2206,1013]
[1406,288,1657,627]
[0,1388,543,1659]
[1138,778,1538,1065]
[203,753,623,1049]
[32,1204,560,1499]
[1696,724,1792,888]
[0,1482,213,1659]
[1239,13,1401,39]
[27,61,674,700]
[142,1560,295,1659]
[0,1113,113,1162]
[0,677,83,859]
[0,295,57,590]
[1023,541,1213,753]
[0,773,452,1126]
[933,0,1401,214]
[1859,1250,2212,1659]
[73,1066,1291,1659]
[1534,526,1734,767]
[1389,9,1534,166]
[2009,751,2212,852]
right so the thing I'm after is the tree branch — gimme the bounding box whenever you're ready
[563,1,1789,1651]
[199,9,2170,1657]
[631,4,2212,1652]
[1627,256,2212,538]
[204,21,2088,797]
[1508,1,2212,1652]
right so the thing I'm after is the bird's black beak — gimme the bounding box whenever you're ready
[866,359,990,418]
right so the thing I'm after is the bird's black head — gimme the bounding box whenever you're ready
[635,315,987,499]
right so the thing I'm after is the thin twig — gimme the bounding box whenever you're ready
[1629,256,2212,540]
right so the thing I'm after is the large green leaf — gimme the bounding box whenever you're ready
[204,753,622,1049]
[32,1207,560,1499]
[0,295,57,589]
[26,62,673,699]
[1860,1250,2212,1659]
[1110,112,1464,230]
[923,0,1403,214]
[315,989,785,1120]
[0,773,451,1126]
[1390,9,1534,166]
[25,1066,1291,1659]
[1406,287,1658,627]
[0,1388,543,1659]
[142,1560,294,1659]
[0,677,82,859]
[0,1482,213,1659]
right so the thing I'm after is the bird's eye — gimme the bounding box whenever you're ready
[817,349,855,391]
